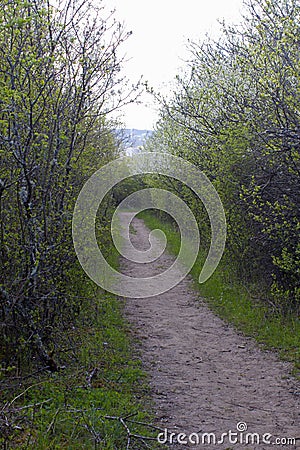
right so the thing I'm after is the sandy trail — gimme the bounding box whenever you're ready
[119,213,299,449]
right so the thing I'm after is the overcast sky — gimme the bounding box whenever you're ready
[110,0,245,130]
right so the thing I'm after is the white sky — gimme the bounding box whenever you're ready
[110,0,245,130]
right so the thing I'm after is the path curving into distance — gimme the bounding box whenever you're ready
[119,213,299,449]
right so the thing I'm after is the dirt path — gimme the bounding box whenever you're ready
[119,213,299,449]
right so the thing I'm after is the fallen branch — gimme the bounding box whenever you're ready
[86,367,98,388]
[105,414,159,449]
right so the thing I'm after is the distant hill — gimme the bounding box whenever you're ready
[119,129,153,155]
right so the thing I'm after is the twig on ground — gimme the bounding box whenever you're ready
[86,367,98,388]
[105,414,158,448]
[46,407,60,434]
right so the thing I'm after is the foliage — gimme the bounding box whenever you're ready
[0,284,159,449]
[145,0,300,312]
[0,0,137,370]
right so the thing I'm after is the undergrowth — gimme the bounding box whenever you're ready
[0,219,161,449]
[0,285,161,449]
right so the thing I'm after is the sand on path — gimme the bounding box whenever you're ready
[119,213,299,449]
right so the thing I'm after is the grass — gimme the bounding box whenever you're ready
[0,288,161,449]
[129,223,137,235]
[138,210,300,377]
[0,219,161,449]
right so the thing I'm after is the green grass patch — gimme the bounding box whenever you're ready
[129,223,137,235]
[139,210,300,377]
[0,224,161,449]
[0,288,160,449]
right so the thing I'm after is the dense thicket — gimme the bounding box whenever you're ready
[146,0,300,312]
[0,0,133,371]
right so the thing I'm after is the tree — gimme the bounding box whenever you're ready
[0,0,136,369]
[146,0,300,311]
